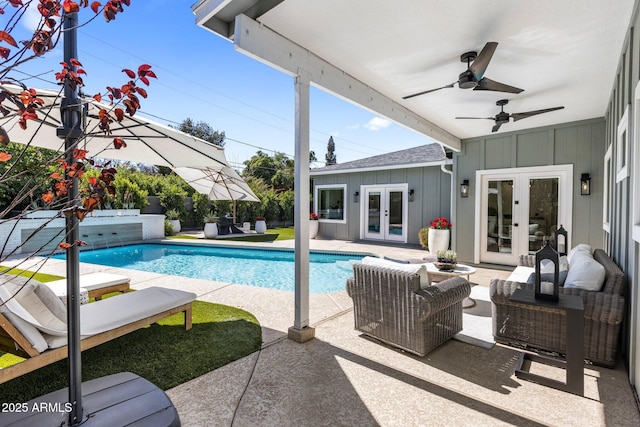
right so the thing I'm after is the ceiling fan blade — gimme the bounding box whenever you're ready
[455,116,495,120]
[511,106,565,122]
[469,42,498,79]
[492,122,503,132]
[402,82,457,99]
[474,77,524,94]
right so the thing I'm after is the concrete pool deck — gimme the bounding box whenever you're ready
[4,237,639,426]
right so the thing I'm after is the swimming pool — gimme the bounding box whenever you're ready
[52,243,365,293]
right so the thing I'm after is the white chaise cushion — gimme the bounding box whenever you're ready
[0,281,49,353]
[361,256,431,288]
[45,272,130,292]
[0,280,67,336]
[45,287,196,349]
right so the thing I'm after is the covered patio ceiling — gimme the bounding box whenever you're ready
[194,0,634,151]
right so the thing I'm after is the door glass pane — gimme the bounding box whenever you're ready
[487,180,513,253]
[368,192,381,234]
[528,178,559,253]
[387,191,403,236]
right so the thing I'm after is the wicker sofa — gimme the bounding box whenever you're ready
[490,249,625,367]
[346,263,471,356]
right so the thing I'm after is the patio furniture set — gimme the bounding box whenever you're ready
[346,244,626,392]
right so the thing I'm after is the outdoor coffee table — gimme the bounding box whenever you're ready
[426,263,477,308]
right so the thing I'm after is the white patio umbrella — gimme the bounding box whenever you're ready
[173,165,260,202]
[174,165,260,224]
[0,84,228,169]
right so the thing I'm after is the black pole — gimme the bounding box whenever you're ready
[57,11,84,426]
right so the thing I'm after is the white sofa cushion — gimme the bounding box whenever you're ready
[361,256,431,288]
[565,251,606,291]
[567,244,592,264]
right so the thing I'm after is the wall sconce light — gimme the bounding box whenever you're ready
[460,179,470,198]
[353,191,359,203]
[408,189,414,202]
[580,173,591,195]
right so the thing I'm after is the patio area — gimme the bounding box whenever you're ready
[6,237,639,426]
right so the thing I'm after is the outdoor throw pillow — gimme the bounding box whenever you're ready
[361,256,431,288]
[565,251,606,291]
[567,244,592,264]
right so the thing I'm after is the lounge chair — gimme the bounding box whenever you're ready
[0,274,196,384]
[44,272,131,304]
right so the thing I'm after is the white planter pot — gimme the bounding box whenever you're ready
[169,219,181,234]
[309,220,319,239]
[204,223,218,239]
[255,220,267,234]
[428,228,450,255]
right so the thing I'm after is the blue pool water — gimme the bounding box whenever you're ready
[52,244,364,293]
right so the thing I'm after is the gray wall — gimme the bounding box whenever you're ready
[312,165,451,245]
[454,118,606,263]
[603,0,640,385]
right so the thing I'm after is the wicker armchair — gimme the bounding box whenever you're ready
[346,264,471,356]
[490,249,625,367]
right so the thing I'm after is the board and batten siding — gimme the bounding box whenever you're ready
[454,118,606,264]
[311,165,451,245]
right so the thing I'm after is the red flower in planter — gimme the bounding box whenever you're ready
[430,217,452,230]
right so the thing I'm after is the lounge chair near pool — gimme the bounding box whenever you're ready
[0,274,196,384]
[44,272,131,304]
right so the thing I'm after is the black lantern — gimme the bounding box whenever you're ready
[535,241,560,302]
[554,224,568,256]
[580,173,591,195]
[460,179,469,198]
[408,189,415,202]
[353,191,359,203]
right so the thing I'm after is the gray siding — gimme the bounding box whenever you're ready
[454,119,606,263]
[312,166,451,245]
[603,1,640,389]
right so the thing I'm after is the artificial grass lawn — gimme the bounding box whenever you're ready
[0,300,262,403]
[0,266,63,282]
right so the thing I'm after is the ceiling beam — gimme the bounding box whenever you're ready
[234,14,461,151]
[193,0,284,39]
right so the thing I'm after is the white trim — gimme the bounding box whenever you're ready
[603,144,613,233]
[314,183,347,224]
[616,106,630,182]
[633,82,640,242]
[474,165,573,265]
[233,14,461,151]
[310,160,453,176]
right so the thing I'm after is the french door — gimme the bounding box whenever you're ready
[476,166,573,265]
[363,185,407,242]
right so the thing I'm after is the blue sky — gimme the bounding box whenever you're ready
[12,0,436,168]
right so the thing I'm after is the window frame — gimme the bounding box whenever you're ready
[633,83,640,242]
[603,144,612,233]
[616,106,630,182]
[314,184,347,224]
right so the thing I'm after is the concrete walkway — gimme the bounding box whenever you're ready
[5,237,639,426]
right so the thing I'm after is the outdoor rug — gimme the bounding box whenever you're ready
[454,285,495,349]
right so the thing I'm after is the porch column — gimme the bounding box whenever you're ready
[288,71,315,342]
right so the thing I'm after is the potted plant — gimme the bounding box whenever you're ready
[203,211,218,239]
[428,216,452,255]
[255,216,267,234]
[418,227,429,249]
[165,209,182,234]
[309,212,319,239]
[435,249,457,271]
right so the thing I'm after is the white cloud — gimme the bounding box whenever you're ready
[364,117,391,131]
[22,3,43,33]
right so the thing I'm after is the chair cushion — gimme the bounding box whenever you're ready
[361,256,430,288]
[567,244,592,264]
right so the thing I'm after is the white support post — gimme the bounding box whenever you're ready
[288,71,315,342]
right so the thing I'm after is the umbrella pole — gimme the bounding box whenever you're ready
[58,11,84,426]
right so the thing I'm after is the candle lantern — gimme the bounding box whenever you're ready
[554,224,568,256]
[535,241,560,302]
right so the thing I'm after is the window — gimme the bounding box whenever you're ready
[633,83,640,242]
[616,106,629,182]
[603,145,612,233]
[315,184,346,223]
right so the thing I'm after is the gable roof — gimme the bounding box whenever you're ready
[310,143,448,175]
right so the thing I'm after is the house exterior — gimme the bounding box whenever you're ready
[310,144,451,245]
[194,0,640,395]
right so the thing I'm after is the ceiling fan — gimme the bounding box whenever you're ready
[403,42,524,100]
[456,99,565,132]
